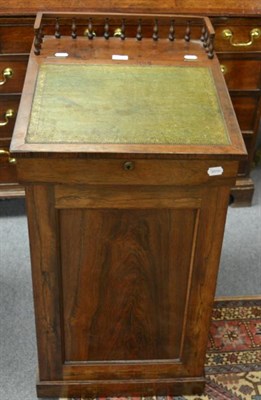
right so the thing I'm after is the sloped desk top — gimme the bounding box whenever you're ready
[10,12,246,160]
[26,64,230,146]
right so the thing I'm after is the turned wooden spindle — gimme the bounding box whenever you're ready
[120,19,126,40]
[136,19,142,41]
[55,18,61,38]
[184,20,191,41]
[33,30,41,55]
[152,19,159,41]
[203,29,209,48]
[200,25,206,43]
[104,19,110,40]
[34,24,43,55]
[205,32,210,53]
[169,19,175,41]
[204,33,214,59]
[71,18,77,39]
[87,19,94,39]
[207,38,214,59]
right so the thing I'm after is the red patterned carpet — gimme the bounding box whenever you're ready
[61,299,261,400]
[199,298,261,400]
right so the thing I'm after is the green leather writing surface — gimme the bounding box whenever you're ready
[26,64,230,145]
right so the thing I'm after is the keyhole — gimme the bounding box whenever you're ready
[123,161,135,171]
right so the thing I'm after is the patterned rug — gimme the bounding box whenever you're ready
[61,299,261,400]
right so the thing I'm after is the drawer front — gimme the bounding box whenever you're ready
[0,17,34,54]
[230,94,260,132]
[214,18,261,53]
[0,136,11,147]
[0,26,33,54]
[219,59,261,90]
[0,56,28,93]
[16,158,239,187]
[0,95,20,138]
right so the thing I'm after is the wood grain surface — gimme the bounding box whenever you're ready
[60,207,197,361]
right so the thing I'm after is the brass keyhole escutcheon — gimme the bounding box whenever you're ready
[123,161,135,171]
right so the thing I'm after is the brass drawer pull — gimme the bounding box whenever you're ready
[222,28,261,47]
[0,109,15,126]
[0,67,13,86]
[0,149,16,164]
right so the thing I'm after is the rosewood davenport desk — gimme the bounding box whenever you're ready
[11,13,246,398]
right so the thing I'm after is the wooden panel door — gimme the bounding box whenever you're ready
[25,182,230,397]
[60,207,197,362]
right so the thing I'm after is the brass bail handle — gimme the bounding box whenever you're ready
[0,68,13,86]
[0,149,16,164]
[222,28,261,47]
[0,109,15,127]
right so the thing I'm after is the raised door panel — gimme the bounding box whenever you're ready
[54,182,228,382]
[60,207,197,363]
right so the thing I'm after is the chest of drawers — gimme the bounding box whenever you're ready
[213,17,261,204]
[0,17,32,196]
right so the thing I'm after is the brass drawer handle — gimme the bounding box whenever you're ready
[0,109,15,126]
[0,67,13,86]
[222,28,261,47]
[0,149,16,164]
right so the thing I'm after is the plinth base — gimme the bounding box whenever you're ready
[230,177,254,207]
[37,377,206,398]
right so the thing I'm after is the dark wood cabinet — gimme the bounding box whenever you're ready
[24,179,235,398]
[10,12,246,397]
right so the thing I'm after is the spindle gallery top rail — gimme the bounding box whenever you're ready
[33,12,215,59]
